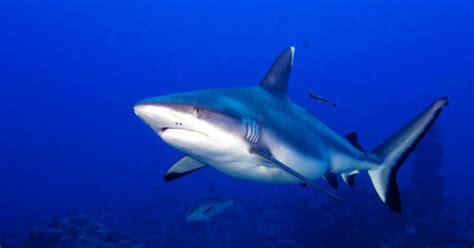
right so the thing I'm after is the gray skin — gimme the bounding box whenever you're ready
[134,47,449,211]
[134,49,380,186]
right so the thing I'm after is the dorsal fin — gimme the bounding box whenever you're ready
[259,46,295,95]
[345,132,367,156]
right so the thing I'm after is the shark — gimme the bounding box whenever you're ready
[134,47,448,212]
[185,197,235,222]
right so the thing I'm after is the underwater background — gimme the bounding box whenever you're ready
[0,0,473,247]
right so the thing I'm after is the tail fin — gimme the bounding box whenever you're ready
[368,97,449,213]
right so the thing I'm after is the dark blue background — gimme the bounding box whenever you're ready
[0,0,473,245]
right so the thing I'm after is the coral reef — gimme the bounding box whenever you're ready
[23,215,144,248]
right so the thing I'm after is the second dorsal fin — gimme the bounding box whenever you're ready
[346,132,367,156]
[259,47,295,95]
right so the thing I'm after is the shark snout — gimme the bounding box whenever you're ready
[134,102,192,134]
[134,103,174,129]
[133,103,154,120]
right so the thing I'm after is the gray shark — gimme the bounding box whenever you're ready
[186,197,234,222]
[134,47,448,212]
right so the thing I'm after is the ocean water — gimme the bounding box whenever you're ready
[0,0,473,247]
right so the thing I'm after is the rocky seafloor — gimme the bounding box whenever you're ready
[3,190,472,248]
[22,215,144,248]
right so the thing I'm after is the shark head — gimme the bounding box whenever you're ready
[134,90,248,159]
[134,47,295,174]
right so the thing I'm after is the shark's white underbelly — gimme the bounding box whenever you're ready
[159,120,330,184]
[205,139,328,184]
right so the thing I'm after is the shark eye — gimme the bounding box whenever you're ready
[192,108,201,118]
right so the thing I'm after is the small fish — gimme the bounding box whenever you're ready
[185,197,234,222]
[309,91,337,108]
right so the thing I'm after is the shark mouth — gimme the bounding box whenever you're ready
[160,127,172,132]
[159,128,210,148]
[159,127,208,138]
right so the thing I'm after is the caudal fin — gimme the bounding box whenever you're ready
[368,97,449,213]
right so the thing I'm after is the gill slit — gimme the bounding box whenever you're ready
[245,119,261,144]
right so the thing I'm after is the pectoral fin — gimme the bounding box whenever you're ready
[250,146,343,203]
[164,156,207,182]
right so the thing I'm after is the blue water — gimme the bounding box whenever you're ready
[1,0,473,247]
